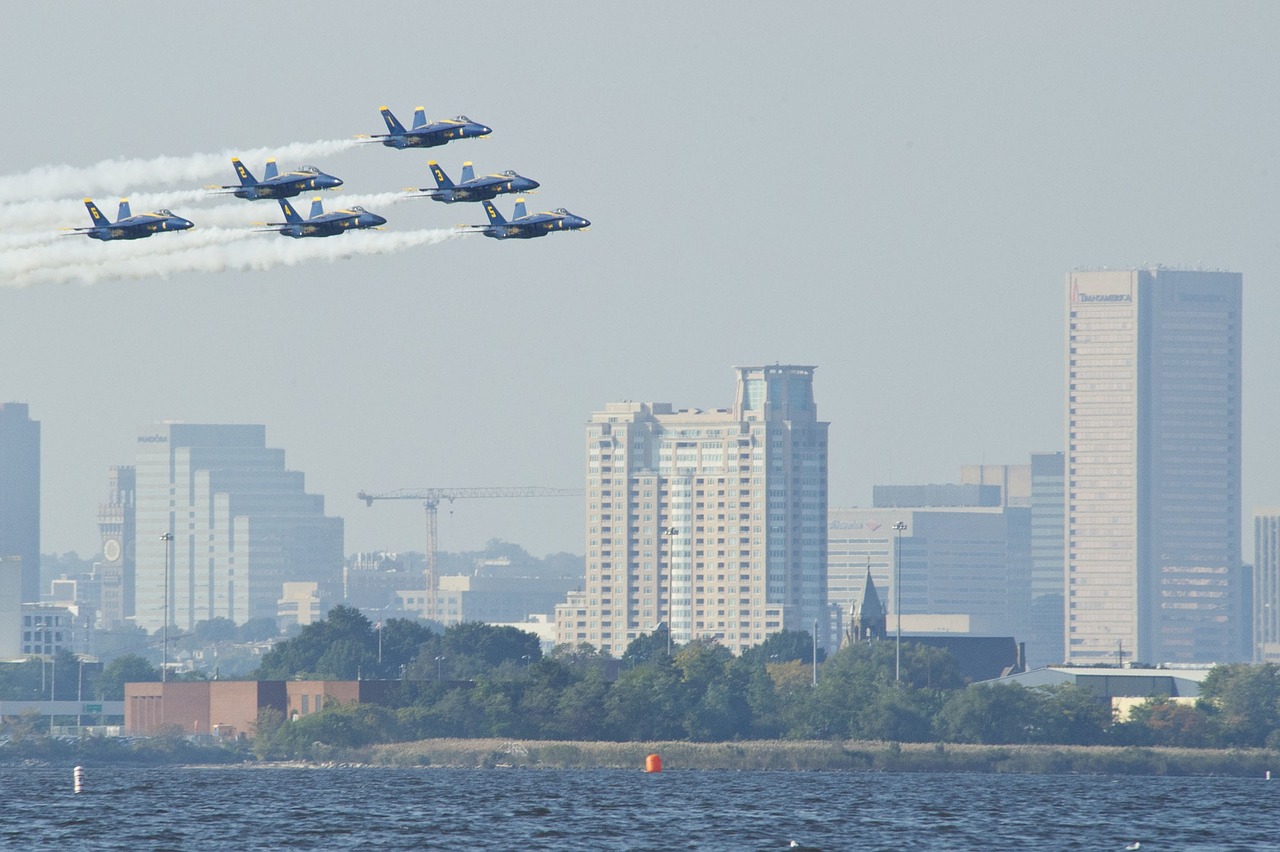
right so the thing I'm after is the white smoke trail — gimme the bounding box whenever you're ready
[0,231,64,251]
[2,228,463,287]
[0,190,416,232]
[0,138,363,202]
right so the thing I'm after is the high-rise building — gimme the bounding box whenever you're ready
[558,365,828,657]
[1254,509,1280,663]
[96,466,136,629]
[134,423,343,632]
[1028,452,1065,667]
[1065,269,1242,664]
[0,402,40,604]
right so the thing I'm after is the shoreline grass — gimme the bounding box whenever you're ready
[348,738,1279,777]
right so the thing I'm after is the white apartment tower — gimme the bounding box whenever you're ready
[1065,269,1242,664]
[561,366,828,657]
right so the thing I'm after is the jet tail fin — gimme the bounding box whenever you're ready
[380,106,407,136]
[512,198,528,219]
[412,106,427,129]
[116,198,132,220]
[231,158,258,186]
[428,161,454,190]
[277,199,304,224]
[482,200,507,225]
[263,159,279,181]
[309,197,325,219]
[460,162,475,183]
[84,198,109,225]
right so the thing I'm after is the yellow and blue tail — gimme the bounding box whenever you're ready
[277,199,304,224]
[412,106,427,129]
[380,106,407,136]
[263,159,279,181]
[482,200,507,225]
[512,198,528,219]
[460,162,475,183]
[309,197,325,219]
[428,161,454,189]
[84,199,109,225]
[116,199,132,220]
[231,157,258,186]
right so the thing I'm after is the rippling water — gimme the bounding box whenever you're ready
[3,765,1277,850]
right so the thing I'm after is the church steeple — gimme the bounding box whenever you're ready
[847,565,886,644]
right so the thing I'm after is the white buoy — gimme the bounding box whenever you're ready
[1267,770,1272,781]
[73,765,85,794]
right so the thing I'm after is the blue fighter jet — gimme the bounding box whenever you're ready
[259,197,387,238]
[66,199,194,241]
[460,198,590,240]
[414,161,539,204]
[366,105,491,149]
[214,158,343,200]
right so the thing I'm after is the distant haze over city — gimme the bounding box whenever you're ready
[2,4,1278,560]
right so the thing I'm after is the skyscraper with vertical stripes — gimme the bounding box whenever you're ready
[1065,269,1242,664]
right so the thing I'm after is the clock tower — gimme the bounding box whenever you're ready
[96,466,136,628]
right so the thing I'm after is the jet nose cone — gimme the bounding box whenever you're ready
[177,218,194,229]
[479,126,493,135]
[524,179,541,191]
[575,217,591,228]
[370,215,388,227]
[328,177,344,188]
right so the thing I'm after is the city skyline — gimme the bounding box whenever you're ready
[3,5,1280,565]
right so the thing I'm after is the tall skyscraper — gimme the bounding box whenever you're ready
[0,403,40,604]
[134,423,343,632]
[1065,269,1242,664]
[559,365,828,657]
[1254,509,1280,663]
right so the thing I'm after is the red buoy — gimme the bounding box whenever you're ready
[645,753,662,773]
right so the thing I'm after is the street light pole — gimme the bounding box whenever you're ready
[892,520,907,683]
[161,532,174,683]
[812,618,818,686]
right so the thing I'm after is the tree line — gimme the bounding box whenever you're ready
[5,606,1279,756]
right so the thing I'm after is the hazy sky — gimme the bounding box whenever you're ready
[3,3,1278,561]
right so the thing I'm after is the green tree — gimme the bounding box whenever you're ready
[551,666,610,740]
[253,606,375,679]
[97,654,160,700]
[192,617,237,644]
[604,656,685,740]
[1037,684,1112,745]
[0,660,44,700]
[1117,698,1218,747]
[440,622,542,678]
[740,629,824,666]
[237,617,280,643]
[621,627,671,667]
[1198,663,1280,747]
[935,683,1044,744]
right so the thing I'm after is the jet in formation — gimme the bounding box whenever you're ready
[414,161,539,204]
[213,158,343,200]
[66,199,194,241]
[259,197,387,238]
[461,198,590,240]
[367,106,491,149]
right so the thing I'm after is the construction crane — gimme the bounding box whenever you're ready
[356,487,585,620]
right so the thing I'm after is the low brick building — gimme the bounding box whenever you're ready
[126,680,398,738]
